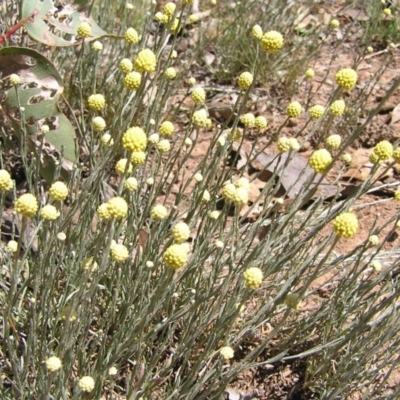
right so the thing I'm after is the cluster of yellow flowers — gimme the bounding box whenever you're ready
[221,178,250,207]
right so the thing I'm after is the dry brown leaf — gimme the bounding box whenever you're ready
[390,103,400,125]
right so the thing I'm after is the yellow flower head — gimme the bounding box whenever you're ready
[333,212,358,239]
[237,72,253,90]
[191,87,206,104]
[157,139,171,152]
[92,116,106,132]
[77,22,92,38]
[373,140,393,161]
[7,240,18,253]
[124,71,142,90]
[134,49,157,73]
[326,134,342,150]
[97,203,110,219]
[329,100,345,117]
[240,113,255,128]
[159,121,175,137]
[329,19,340,29]
[220,346,234,360]
[383,8,391,16]
[235,177,250,191]
[40,204,60,221]
[163,2,176,17]
[277,137,290,153]
[308,105,325,120]
[165,67,177,79]
[46,356,62,372]
[122,127,147,152]
[221,183,248,206]
[124,27,139,44]
[88,94,105,111]
[393,148,400,164]
[335,68,358,90]
[151,204,168,220]
[82,257,98,272]
[124,177,138,192]
[371,261,382,273]
[254,115,267,130]
[115,159,133,175]
[394,191,400,202]
[286,101,302,118]
[288,138,300,151]
[78,376,95,393]
[243,267,263,289]
[119,58,133,73]
[192,109,208,127]
[368,235,379,246]
[9,74,21,86]
[308,149,332,173]
[107,197,128,219]
[0,170,14,191]
[131,151,146,166]
[15,193,38,217]
[163,243,190,269]
[111,244,129,262]
[202,190,211,203]
[342,153,352,164]
[227,128,242,142]
[49,181,68,201]
[172,222,191,243]
[91,41,103,51]
[101,133,114,146]
[261,30,284,52]
[251,24,263,39]
[305,68,315,79]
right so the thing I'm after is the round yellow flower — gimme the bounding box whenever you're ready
[383,8,391,16]
[373,140,393,161]
[243,267,263,289]
[41,125,50,134]
[46,356,62,372]
[285,293,302,310]
[220,346,234,360]
[159,121,175,137]
[7,240,18,253]
[124,177,138,192]
[15,193,38,217]
[305,68,315,79]
[111,243,129,262]
[368,235,379,246]
[192,109,208,127]
[49,181,68,201]
[107,197,128,219]
[188,77,196,86]
[122,127,147,152]
[367,46,373,53]
[335,68,358,90]
[254,115,267,130]
[88,94,105,111]
[288,138,300,151]
[148,133,160,144]
[78,376,95,393]
[163,243,189,269]
[329,100,345,117]
[308,105,325,120]
[115,159,133,175]
[209,210,220,219]
[9,74,20,86]
[371,261,382,273]
[227,128,242,142]
[235,177,250,190]
[237,72,253,90]
[202,190,211,203]
[342,153,352,164]
[40,204,60,221]
[261,30,284,52]
[119,58,133,73]
[165,67,177,79]
[251,24,263,39]
[91,41,103,51]
[109,366,118,376]
[97,203,110,219]
[169,18,180,33]
[172,222,190,243]
[277,137,290,153]
[101,133,114,146]
[131,151,146,166]
[82,257,98,272]
[134,49,157,73]
[221,183,247,206]
[329,19,340,29]
[191,87,206,104]
[308,149,332,173]
[326,134,342,150]
[151,204,168,220]
[286,101,302,118]
[124,27,139,44]
[240,113,255,128]
[163,2,176,17]
[77,22,91,38]
[92,116,106,132]
[393,148,400,163]
[157,139,171,152]
[0,170,14,191]
[333,212,358,239]
[124,71,142,90]
[235,187,248,206]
